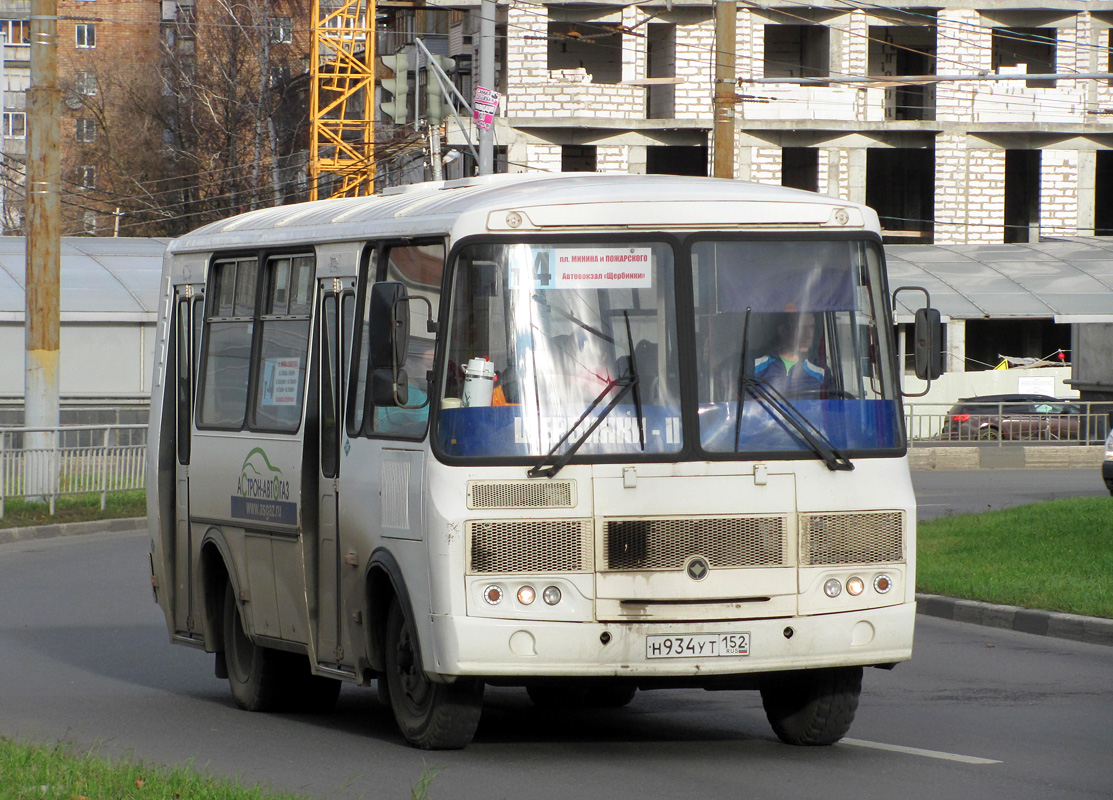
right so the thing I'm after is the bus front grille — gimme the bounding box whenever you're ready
[799,511,904,565]
[467,479,576,510]
[467,519,593,573]
[602,516,789,571]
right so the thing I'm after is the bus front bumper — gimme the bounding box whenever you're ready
[426,601,916,680]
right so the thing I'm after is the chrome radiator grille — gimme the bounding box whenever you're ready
[799,511,905,566]
[603,516,789,571]
[467,519,593,573]
[466,479,576,510]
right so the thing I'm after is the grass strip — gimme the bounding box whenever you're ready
[917,496,1113,619]
[0,738,313,800]
[0,491,146,530]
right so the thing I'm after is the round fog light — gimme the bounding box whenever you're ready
[517,585,536,605]
[847,577,865,596]
[543,586,562,605]
[483,585,503,605]
[874,574,893,594]
[824,578,843,598]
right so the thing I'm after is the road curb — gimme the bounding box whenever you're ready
[917,592,1113,648]
[0,516,146,545]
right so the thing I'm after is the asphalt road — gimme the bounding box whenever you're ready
[912,467,1108,520]
[2,529,1111,800]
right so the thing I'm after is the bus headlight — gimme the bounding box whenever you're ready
[543,586,562,605]
[483,585,504,605]
[824,579,842,598]
[517,585,536,605]
[873,574,893,594]
[846,577,865,596]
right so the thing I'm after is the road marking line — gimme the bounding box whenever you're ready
[842,738,1002,764]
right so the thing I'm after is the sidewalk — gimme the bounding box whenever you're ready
[3,516,1110,648]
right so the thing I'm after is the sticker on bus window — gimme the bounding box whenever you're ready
[547,248,653,290]
[261,357,301,405]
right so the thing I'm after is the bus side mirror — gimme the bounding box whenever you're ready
[913,307,943,380]
[368,282,411,407]
[369,282,410,370]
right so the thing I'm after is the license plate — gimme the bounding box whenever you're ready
[646,633,750,659]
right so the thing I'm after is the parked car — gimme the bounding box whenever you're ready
[1104,430,1113,495]
[941,394,1107,443]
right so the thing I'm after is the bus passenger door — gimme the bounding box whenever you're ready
[173,289,203,636]
[316,285,354,668]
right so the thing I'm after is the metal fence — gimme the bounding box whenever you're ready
[0,425,147,518]
[905,402,1112,446]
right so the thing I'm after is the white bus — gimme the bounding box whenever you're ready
[147,173,941,750]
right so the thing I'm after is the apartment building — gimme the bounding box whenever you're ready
[437,0,1113,247]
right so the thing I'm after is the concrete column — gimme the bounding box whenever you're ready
[1077,150,1096,236]
[847,148,866,205]
[947,319,966,374]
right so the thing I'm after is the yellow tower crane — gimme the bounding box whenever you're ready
[309,0,377,199]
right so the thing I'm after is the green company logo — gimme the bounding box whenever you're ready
[236,447,291,502]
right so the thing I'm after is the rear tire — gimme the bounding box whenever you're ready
[223,582,287,712]
[222,582,342,713]
[385,599,484,749]
[760,666,862,746]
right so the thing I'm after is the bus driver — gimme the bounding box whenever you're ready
[754,311,828,395]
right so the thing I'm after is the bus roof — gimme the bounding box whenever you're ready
[166,173,879,255]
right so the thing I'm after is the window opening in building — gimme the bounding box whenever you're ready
[75,118,96,143]
[764,24,829,80]
[1004,149,1040,243]
[561,145,597,172]
[646,23,676,120]
[75,23,96,48]
[992,27,1055,88]
[1,19,30,44]
[867,25,936,120]
[646,145,708,176]
[270,17,293,44]
[964,319,1069,372]
[1095,151,1113,237]
[865,148,934,244]
[547,16,623,85]
[781,147,819,192]
[79,165,96,190]
[76,71,98,96]
[2,111,25,139]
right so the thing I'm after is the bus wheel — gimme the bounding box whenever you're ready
[384,599,484,749]
[759,666,862,746]
[223,582,286,712]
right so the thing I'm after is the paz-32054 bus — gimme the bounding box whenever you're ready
[147,173,940,749]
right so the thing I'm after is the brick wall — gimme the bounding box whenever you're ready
[1041,150,1080,237]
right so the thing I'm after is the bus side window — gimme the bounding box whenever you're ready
[348,248,378,436]
[197,258,256,429]
[251,255,314,432]
[371,242,444,438]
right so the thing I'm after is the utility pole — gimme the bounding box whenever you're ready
[712,0,736,179]
[26,0,61,497]
[478,0,495,175]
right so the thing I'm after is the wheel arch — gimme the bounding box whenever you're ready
[198,528,238,659]
[364,547,417,675]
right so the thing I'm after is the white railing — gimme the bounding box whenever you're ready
[0,424,147,518]
[904,402,1111,446]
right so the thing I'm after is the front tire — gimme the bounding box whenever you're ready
[385,599,484,749]
[760,666,862,746]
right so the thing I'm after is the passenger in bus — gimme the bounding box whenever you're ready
[754,312,828,396]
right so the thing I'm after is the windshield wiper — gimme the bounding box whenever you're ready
[528,312,644,479]
[526,375,638,478]
[742,378,854,472]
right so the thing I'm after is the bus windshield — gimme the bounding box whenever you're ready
[436,237,902,463]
